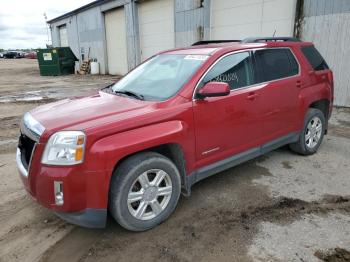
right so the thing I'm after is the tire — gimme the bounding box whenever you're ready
[289,108,325,155]
[109,151,181,231]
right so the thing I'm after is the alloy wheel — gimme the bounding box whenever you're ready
[305,116,322,149]
[127,169,173,220]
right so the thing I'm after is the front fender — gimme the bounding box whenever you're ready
[84,120,192,208]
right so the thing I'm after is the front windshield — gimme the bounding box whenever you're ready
[112,54,208,101]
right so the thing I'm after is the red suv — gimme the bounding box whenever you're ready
[17,37,333,231]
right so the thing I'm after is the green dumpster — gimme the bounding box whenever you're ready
[37,47,78,76]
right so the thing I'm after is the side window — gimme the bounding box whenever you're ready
[254,49,299,82]
[286,50,299,75]
[199,52,254,90]
[301,45,329,71]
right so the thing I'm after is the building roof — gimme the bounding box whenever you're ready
[47,0,110,24]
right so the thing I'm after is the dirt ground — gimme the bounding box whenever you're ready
[0,59,350,262]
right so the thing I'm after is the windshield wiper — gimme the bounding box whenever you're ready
[114,90,144,100]
[101,84,114,93]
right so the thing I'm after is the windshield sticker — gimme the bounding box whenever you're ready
[184,55,208,61]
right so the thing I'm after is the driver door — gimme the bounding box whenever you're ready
[193,51,264,167]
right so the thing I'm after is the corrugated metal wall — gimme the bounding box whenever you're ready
[49,5,107,74]
[174,0,210,47]
[76,7,106,74]
[301,0,350,107]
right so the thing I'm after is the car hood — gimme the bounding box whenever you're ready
[30,91,155,136]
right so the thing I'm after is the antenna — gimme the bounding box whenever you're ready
[272,30,276,37]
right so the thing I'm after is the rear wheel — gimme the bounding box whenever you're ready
[109,152,181,231]
[289,108,325,155]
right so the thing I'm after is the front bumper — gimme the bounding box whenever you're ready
[55,208,107,228]
[17,115,109,228]
[17,143,109,228]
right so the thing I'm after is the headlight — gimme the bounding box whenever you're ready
[23,112,45,136]
[41,131,86,165]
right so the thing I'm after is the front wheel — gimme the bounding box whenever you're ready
[289,108,325,155]
[109,152,181,231]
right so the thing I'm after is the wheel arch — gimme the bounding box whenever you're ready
[308,98,330,133]
[110,143,188,195]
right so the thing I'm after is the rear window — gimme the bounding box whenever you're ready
[254,48,299,82]
[301,45,329,71]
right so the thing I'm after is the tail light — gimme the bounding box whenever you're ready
[327,71,333,85]
[327,71,334,102]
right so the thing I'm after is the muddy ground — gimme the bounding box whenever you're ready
[0,59,350,262]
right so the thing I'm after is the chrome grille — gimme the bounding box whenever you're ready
[18,133,36,170]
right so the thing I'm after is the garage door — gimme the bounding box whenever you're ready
[138,0,175,61]
[59,25,68,47]
[105,8,128,75]
[211,0,296,39]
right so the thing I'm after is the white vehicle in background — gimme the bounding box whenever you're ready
[0,53,4,58]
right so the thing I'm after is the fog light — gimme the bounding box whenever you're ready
[54,181,64,205]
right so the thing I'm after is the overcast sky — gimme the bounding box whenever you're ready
[0,0,95,49]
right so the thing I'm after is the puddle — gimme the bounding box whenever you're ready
[18,96,44,101]
[0,94,46,103]
[0,87,97,104]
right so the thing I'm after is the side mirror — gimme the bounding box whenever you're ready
[197,82,230,99]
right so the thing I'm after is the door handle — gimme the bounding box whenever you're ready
[247,92,259,100]
[296,80,303,88]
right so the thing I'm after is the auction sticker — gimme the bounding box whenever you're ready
[184,55,208,61]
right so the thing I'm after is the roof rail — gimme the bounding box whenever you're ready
[192,37,301,46]
[241,37,301,43]
[192,40,241,46]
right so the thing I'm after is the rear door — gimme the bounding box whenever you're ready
[193,51,264,165]
[253,48,301,142]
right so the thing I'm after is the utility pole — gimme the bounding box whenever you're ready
[43,13,51,47]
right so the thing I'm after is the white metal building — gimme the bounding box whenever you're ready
[299,0,350,107]
[48,0,350,107]
[48,0,297,75]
